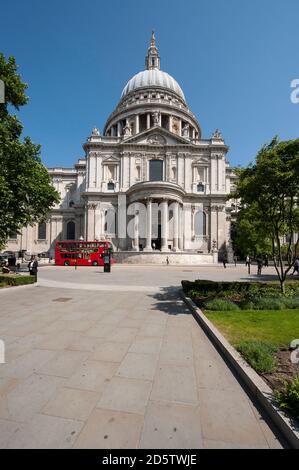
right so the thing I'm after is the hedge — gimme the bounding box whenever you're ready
[0,274,36,287]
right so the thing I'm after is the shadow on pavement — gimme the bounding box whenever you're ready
[148,286,192,316]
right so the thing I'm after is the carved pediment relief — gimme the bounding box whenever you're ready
[192,157,210,165]
[147,134,166,145]
[102,155,120,163]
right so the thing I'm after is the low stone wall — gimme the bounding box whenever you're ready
[113,251,215,265]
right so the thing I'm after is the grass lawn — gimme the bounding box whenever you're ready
[204,309,299,349]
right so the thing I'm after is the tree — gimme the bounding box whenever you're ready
[0,53,60,248]
[231,137,299,293]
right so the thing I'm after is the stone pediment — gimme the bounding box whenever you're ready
[122,127,191,146]
[102,155,120,163]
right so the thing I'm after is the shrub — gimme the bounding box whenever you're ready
[0,274,36,287]
[275,376,299,420]
[283,297,299,309]
[204,299,240,311]
[236,341,277,373]
[244,297,285,310]
[239,300,256,310]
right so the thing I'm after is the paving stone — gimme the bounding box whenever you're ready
[107,327,139,343]
[36,331,79,350]
[159,336,193,366]
[129,336,162,355]
[151,363,198,405]
[140,400,203,449]
[117,353,158,381]
[202,438,269,449]
[97,377,152,414]
[73,408,143,449]
[198,388,269,447]
[0,349,57,379]
[66,360,119,392]
[67,336,104,352]
[0,419,22,448]
[89,342,130,363]
[83,324,115,338]
[6,413,83,449]
[0,373,65,422]
[138,323,165,338]
[42,387,99,421]
[194,357,241,391]
[37,351,89,378]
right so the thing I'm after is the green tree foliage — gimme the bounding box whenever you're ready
[0,53,60,248]
[231,137,299,293]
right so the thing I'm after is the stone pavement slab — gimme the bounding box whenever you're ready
[0,265,286,448]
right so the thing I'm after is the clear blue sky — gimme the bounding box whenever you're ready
[1,0,298,168]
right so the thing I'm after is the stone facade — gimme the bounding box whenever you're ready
[5,33,236,262]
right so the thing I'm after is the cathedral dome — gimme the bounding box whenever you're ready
[121,69,185,101]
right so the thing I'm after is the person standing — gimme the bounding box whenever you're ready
[257,257,263,276]
[247,256,251,274]
[28,256,38,279]
[264,255,269,268]
[233,255,237,267]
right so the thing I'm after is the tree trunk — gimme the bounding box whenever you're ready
[280,278,285,294]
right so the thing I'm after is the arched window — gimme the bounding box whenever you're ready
[107,182,115,190]
[66,221,75,240]
[38,222,47,240]
[197,183,204,193]
[194,211,206,236]
[149,159,163,181]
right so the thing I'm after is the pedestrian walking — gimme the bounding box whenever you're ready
[222,254,228,269]
[28,256,38,280]
[292,258,299,275]
[264,255,269,268]
[257,257,263,276]
[166,256,169,265]
[233,255,237,267]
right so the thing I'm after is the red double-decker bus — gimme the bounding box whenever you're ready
[55,240,114,266]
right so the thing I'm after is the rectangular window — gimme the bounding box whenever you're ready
[149,160,163,181]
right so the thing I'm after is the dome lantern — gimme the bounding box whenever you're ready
[145,31,160,70]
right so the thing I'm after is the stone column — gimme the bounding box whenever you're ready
[144,198,152,251]
[87,203,96,240]
[173,201,179,251]
[117,194,127,250]
[178,205,184,251]
[161,199,169,252]
[178,119,182,136]
[169,115,173,132]
[135,114,139,135]
[117,122,121,137]
[94,204,101,240]
[147,113,151,129]
[133,206,139,251]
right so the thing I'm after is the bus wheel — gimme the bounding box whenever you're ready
[64,260,70,266]
[92,261,98,266]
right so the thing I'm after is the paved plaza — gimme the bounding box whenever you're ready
[0,264,285,448]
